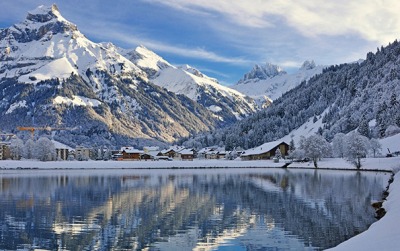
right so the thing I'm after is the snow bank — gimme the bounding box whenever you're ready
[289,157,399,172]
[379,133,400,155]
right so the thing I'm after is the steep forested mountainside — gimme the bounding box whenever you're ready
[0,4,221,148]
[182,41,400,150]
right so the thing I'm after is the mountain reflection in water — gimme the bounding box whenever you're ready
[0,168,389,250]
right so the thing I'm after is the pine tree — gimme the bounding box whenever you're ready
[358,114,370,138]
[99,145,104,160]
[289,139,296,152]
[92,144,99,160]
[275,148,282,160]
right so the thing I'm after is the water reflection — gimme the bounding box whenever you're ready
[0,169,389,250]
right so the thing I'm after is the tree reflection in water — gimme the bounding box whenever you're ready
[0,169,389,250]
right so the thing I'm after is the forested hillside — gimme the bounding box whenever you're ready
[182,40,400,150]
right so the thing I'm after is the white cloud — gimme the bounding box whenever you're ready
[141,0,400,44]
[85,27,252,65]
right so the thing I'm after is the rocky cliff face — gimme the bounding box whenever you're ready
[237,62,287,85]
[231,61,326,106]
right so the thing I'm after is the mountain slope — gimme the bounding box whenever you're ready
[118,46,259,124]
[183,41,400,150]
[230,61,325,106]
[0,4,222,148]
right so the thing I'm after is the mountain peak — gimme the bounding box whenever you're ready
[238,62,287,84]
[299,60,316,70]
[26,4,65,23]
[1,4,79,44]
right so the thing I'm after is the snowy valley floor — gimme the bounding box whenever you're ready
[0,157,399,250]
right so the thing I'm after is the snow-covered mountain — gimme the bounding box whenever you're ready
[0,4,226,148]
[230,61,326,106]
[117,46,259,122]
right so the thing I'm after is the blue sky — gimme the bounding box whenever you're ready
[1,0,399,86]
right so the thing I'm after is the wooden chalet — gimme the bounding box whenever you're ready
[140,153,154,161]
[241,141,289,160]
[180,149,194,161]
[121,147,143,161]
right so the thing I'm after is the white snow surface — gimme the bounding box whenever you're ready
[51,140,73,150]
[231,61,326,102]
[19,57,78,83]
[5,100,27,114]
[53,95,101,107]
[379,133,400,154]
[280,109,328,145]
[117,45,171,71]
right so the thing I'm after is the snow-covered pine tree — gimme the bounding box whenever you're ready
[358,114,370,138]
[275,148,282,160]
[92,144,99,160]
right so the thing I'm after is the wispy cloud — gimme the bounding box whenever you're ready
[196,68,231,78]
[84,26,252,65]
[141,0,400,44]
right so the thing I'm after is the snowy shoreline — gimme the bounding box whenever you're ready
[0,157,398,171]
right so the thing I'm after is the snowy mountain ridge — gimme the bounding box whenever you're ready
[0,4,227,148]
[231,60,326,104]
[117,45,260,122]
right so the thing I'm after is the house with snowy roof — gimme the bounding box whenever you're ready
[180,149,194,161]
[240,141,289,160]
[52,140,73,160]
[120,146,143,161]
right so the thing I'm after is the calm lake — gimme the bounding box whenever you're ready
[0,168,390,250]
